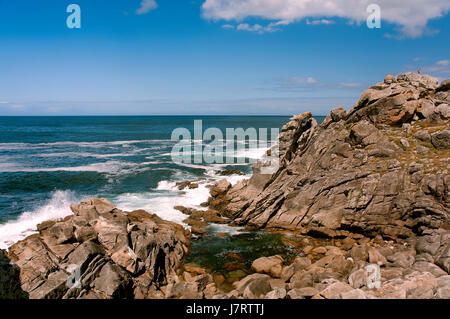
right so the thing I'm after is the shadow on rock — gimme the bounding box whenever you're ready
[0,250,28,299]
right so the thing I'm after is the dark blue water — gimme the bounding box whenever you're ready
[0,115,308,248]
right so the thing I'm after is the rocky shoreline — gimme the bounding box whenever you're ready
[0,198,190,299]
[1,72,449,299]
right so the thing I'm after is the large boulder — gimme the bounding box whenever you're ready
[233,273,272,298]
[431,130,450,149]
[1,199,190,299]
[251,255,284,278]
[365,271,438,299]
[435,79,450,102]
[210,179,231,197]
[165,281,203,299]
[287,287,318,299]
[314,282,353,299]
[265,287,287,299]
[348,269,367,289]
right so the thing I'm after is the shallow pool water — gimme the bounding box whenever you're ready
[186,227,304,290]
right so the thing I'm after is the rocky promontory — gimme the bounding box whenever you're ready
[212,72,449,239]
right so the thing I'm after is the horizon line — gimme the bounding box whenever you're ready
[0,114,328,117]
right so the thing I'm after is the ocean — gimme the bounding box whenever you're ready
[0,115,324,278]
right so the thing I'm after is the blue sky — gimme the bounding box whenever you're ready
[0,0,449,116]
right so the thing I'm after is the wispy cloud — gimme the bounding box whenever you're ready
[202,0,450,38]
[236,23,264,32]
[262,76,367,93]
[290,77,318,84]
[306,19,334,26]
[136,0,158,15]
[0,98,356,116]
[219,19,290,33]
[338,82,364,88]
[271,76,324,91]
[0,101,27,114]
[422,59,450,74]
[226,20,289,33]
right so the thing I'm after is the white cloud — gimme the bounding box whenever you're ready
[291,77,318,84]
[232,20,287,33]
[202,0,450,38]
[136,0,158,15]
[338,82,364,88]
[422,59,450,74]
[221,24,235,29]
[0,101,26,111]
[306,19,334,25]
[237,23,263,32]
[266,76,368,92]
[269,76,324,91]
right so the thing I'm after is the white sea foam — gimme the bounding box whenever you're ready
[0,160,165,176]
[234,146,268,160]
[31,150,151,159]
[0,170,251,248]
[209,223,246,235]
[150,147,256,227]
[0,190,79,249]
[124,164,251,232]
[156,180,178,191]
[0,160,134,173]
[221,173,249,186]
[0,140,174,151]
[0,136,268,246]
[114,181,213,226]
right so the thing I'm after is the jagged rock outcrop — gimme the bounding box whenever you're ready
[180,73,450,299]
[1,198,190,299]
[211,72,449,240]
